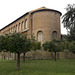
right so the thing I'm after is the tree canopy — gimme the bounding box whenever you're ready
[62,4,75,41]
[69,41,75,53]
[42,40,64,61]
[0,33,31,70]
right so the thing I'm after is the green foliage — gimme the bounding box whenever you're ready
[62,4,75,41]
[43,40,64,61]
[30,35,41,51]
[42,41,50,51]
[62,4,75,30]
[31,41,41,51]
[0,35,5,51]
[0,33,31,70]
[43,40,64,52]
[0,33,31,53]
[63,41,70,50]
[22,34,31,53]
[67,28,75,41]
[0,34,10,52]
[69,41,75,53]
[8,33,24,53]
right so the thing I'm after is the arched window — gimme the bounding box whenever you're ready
[14,26,16,32]
[37,31,43,42]
[22,21,24,31]
[52,31,57,39]
[25,19,28,28]
[19,23,21,31]
[16,25,18,32]
[11,27,13,32]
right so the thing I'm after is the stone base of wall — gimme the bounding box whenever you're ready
[0,50,75,60]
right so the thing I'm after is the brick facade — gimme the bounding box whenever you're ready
[0,7,62,43]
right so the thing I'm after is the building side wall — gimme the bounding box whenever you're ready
[0,14,31,38]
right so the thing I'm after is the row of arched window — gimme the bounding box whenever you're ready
[37,31,57,42]
[2,19,28,34]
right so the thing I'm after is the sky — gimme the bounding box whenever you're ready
[0,0,75,34]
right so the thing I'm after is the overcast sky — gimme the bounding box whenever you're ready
[0,0,75,34]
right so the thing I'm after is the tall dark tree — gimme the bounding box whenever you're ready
[62,4,75,41]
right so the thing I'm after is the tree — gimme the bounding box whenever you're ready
[42,40,64,61]
[0,35,5,51]
[62,4,75,41]
[63,40,70,51]
[0,34,10,59]
[67,28,75,41]
[22,35,31,62]
[30,35,41,51]
[30,35,41,59]
[0,33,31,70]
[69,41,75,53]
[10,33,31,70]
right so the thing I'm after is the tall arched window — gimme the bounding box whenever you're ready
[52,31,57,39]
[25,19,28,28]
[16,25,18,32]
[19,23,21,31]
[37,31,43,42]
[14,26,15,32]
[22,21,24,31]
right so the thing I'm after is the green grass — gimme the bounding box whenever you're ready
[0,59,75,75]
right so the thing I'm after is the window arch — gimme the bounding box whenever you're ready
[52,31,57,39]
[25,19,28,28]
[37,31,43,42]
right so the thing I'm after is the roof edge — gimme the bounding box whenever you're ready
[0,12,29,31]
[31,8,62,16]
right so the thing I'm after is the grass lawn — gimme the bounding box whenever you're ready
[0,59,75,75]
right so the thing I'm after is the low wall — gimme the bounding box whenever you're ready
[0,50,75,60]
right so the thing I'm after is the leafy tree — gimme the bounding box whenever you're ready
[0,35,5,51]
[0,33,31,70]
[30,35,41,51]
[69,41,75,53]
[67,28,75,41]
[0,34,10,59]
[10,33,31,70]
[30,35,41,59]
[31,41,41,51]
[22,35,31,62]
[42,40,64,61]
[62,4,75,41]
[63,40,70,51]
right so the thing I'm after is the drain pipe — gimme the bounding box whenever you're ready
[30,13,33,38]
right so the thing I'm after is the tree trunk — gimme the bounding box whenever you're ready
[4,52,5,59]
[14,53,16,60]
[17,52,20,70]
[54,52,56,61]
[23,52,25,62]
